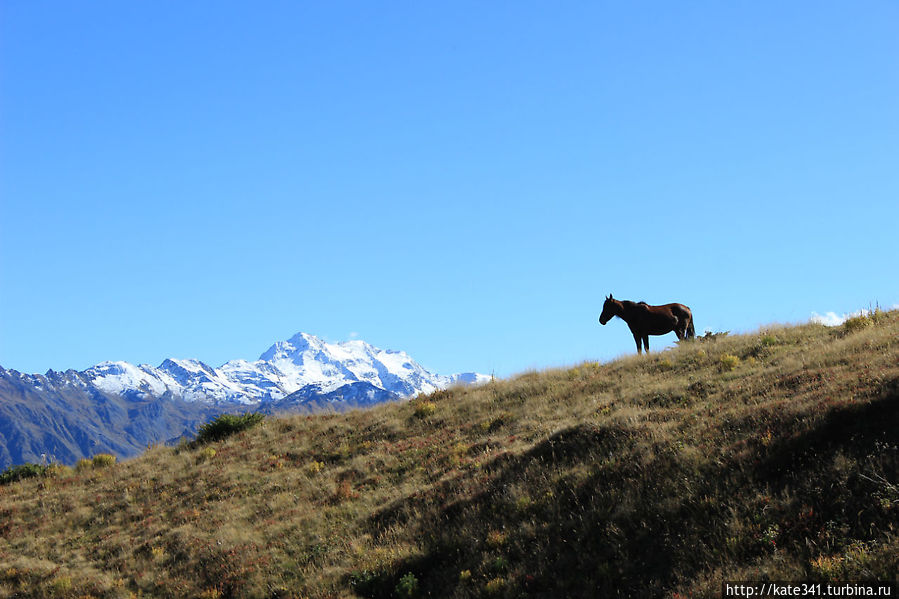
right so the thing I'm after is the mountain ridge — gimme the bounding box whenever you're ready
[18,331,488,405]
[0,332,489,467]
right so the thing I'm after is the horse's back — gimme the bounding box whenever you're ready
[662,302,691,318]
[642,302,687,315]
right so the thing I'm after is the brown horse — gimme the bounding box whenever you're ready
[598,294,695,354]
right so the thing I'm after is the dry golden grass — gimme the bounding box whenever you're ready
[1,311,897,598]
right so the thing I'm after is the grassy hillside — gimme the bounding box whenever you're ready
[1,312,897,598]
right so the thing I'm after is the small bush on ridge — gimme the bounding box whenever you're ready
[92,454,117,468]
[71,454,119,473]
[193,412,265,446]
[0,463,48,485]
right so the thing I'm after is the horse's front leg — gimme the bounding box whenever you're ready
[633,332,643,354]
[643,335,650,353]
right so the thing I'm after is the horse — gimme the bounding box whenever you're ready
[598,294,695,354]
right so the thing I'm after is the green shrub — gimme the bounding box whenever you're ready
[194,412,265,445]
[0,463,48,485]
[395,572,419,599]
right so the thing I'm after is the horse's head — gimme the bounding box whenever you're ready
[599,294,618,325]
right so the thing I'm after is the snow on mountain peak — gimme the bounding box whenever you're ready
[286,331,321,348]
[87,361,169,398]
[79,332,486,407]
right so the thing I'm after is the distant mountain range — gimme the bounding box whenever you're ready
[0,332,489,468]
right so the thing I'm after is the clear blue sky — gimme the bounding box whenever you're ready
[2,2,897,378]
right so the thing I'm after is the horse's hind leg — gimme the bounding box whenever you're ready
[675,314,692,340]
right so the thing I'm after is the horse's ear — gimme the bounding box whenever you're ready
[608,293,613,300]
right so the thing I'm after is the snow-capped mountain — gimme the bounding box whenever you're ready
[83,332,489,404]
[0,333,489,468]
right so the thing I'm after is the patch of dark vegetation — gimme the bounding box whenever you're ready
[0,462,48,485]
[191,412,265,446]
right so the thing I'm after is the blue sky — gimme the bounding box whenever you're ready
[2,2,897,378]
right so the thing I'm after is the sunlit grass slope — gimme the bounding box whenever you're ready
[1,311,897,598]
